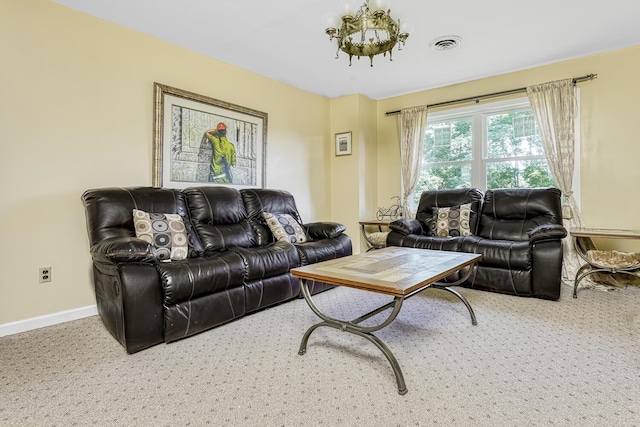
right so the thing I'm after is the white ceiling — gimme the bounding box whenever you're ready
[52,0,640,100]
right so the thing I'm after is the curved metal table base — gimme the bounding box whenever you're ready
[430,266,478,325]
[430,285,477,325]
[573,264,640,298]
[359,222,388,252]
[298,266,477,395]
[572,235,640,298]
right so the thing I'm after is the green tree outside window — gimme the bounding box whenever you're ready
[411,107,555,208]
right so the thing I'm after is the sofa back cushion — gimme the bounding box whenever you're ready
[241,189,305,244]
[415,188,484,235]
[184,187,256,251]
[82,187,189,247]
[242,189,304,221]
[477,188,563,241]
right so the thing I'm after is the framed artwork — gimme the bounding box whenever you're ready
[335,131,352,156]
[153,83,268,189]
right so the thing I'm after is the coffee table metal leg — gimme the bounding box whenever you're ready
[343,327,407,395]
[431,265,478,325]
[298,280,408,395]
[432,285,477,325]
[298,321,327,356]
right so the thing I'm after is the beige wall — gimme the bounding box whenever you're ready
[0,0,333,324]
[3,0,639,327]
[377,45,640,252]
[329,95,378,253]
[358,96,379,253]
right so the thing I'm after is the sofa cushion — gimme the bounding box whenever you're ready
[295,233,353,266]
[184,187,257,252]
[163,286,246,343]
[156,251,248,342]
[459,236,530,270]
[81,187,192,247]
[263,212,308,243]
[465,265,533,296]
[133,209,188,261]
[430,203,473,237]
[245,274,301,313]
[386,233,461,251]
[232,240,301,281]
[306,222,346,239]
[157,251,246,305]
[415,188,483,235]
[241,188,307,246]
[477,188,563,241]
[242,188,303,223]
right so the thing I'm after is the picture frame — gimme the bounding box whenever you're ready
[153,83,268,189]
[335,131,352,156]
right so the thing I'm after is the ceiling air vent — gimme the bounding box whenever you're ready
[429,36,463,51]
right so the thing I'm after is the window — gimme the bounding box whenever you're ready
[410,97,557,210]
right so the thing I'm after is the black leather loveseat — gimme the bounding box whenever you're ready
[387,188,567,300]
[82,186,352,353]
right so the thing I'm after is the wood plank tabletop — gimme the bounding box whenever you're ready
[291,247,480,297]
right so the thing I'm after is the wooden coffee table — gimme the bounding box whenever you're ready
[291,247,481,395]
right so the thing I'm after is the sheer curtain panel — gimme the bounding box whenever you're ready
[527,78,584,286]
[399,106,428,217]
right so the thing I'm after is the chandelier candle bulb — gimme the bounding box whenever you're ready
[369,0,390,15]
[322,12,339,33]
[338,0,359,19]
[399,19,414,37]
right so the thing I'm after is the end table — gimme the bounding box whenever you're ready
[359,219,392,251]
[570,227,640,298]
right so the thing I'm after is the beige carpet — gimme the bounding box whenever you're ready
[1,284,639,426]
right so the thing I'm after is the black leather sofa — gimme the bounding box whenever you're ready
[82,186,352,353]
[387,188,567,300]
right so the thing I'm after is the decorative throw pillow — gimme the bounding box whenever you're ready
[133,209,188,261]
[430,203,473,237]
[263,212,308,244]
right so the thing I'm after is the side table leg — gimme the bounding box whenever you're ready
[573,263,594,298]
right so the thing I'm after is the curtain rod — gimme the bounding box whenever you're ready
[384,73,598,116]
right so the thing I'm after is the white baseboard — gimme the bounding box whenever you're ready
[0,305,98,337]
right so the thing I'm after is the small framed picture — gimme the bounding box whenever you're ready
[335,131,352,156]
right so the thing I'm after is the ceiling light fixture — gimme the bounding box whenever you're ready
[323,0,413,67]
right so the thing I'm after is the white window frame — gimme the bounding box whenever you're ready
[410,95,581,212]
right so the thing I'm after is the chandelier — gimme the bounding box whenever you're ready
[323,0,412,67]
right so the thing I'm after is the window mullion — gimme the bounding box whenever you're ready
[473,112,485,189]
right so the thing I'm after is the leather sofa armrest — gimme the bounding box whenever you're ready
[305,222,346,239]
[389,218,423,236]
[90,237,158,264]
[528,224,567,244]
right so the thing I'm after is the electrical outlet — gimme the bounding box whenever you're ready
[39,267,52,283]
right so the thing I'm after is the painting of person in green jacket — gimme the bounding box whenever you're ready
[204,122,236,183]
